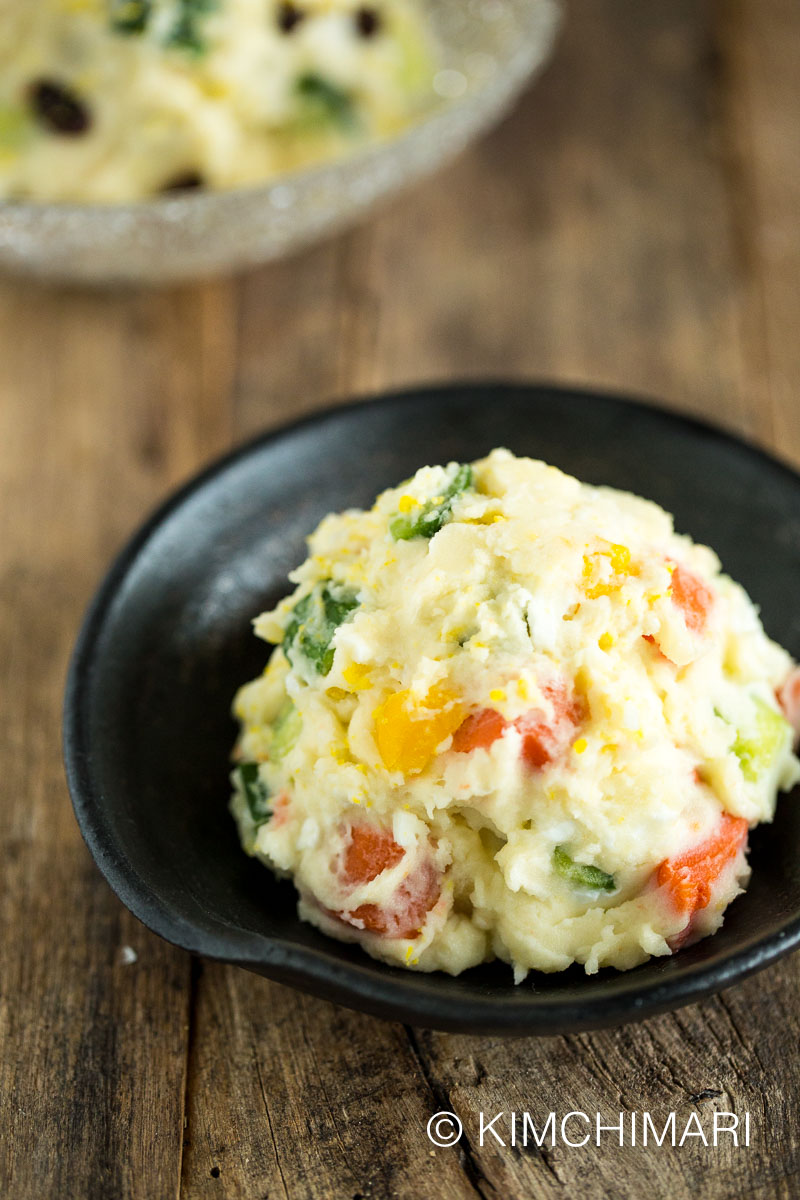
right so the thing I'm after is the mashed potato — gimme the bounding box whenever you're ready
[0,0,434,202]
[231,450,800,980]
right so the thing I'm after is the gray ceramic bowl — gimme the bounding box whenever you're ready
[0,0,560,284]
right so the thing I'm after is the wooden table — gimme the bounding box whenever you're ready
[2,3,799,1197]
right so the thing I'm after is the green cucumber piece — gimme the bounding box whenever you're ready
[110,0,151,34]
[238,762,271,826]
[295,74,356,129]
[390,463,473,541]
[732,695,790,782]
[271,699,302,760]
[553,845,616,893]
[282,582,359,676]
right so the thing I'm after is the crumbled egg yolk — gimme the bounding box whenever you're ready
[583,543,637,599]
[343,662,373,691]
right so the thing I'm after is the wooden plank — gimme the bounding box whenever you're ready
[716,0,800,466]
[233,240,352,438]
[366,0,749,435]
[413,958,800,1198]
[0,278,234,1199]
[180,965,477,1200]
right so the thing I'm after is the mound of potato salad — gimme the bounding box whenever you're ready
[0,0,434,203]
[231,450,800,979]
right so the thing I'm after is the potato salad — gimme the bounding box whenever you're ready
[0,0,434,202]
[231,450,800,980]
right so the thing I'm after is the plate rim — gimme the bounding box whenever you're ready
[63,380,800,1034]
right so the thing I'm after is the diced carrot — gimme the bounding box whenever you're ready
[452,707,508,753]
[452,679,584,769]
[670,563,713,635]
[516,680,585,769]
[342,822,404,886]
[656,813,748,918]
[337,822,440,939]
[271,790,292,829]
[349,859,441,939]
[514,709,557,769]
[777,666,800,743]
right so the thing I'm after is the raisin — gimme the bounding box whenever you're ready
[29,80,90,136]
[355,6,381,37]
[277,2,304,33]
[160,170,206,192]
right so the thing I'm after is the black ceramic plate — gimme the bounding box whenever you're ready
[64,383,800,1035]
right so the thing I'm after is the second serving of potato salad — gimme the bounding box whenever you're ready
[0,0,434,203]
[232,449,800,980]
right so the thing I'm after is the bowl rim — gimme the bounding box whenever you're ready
[63,380,800,1034]
[0,0,561,221]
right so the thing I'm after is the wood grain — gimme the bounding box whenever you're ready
[716,0,800,464]
[1,1,799,1198]
[0,281,232,1199]
[180,964,477,1200]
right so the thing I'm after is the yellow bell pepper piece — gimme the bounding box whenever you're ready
[374,686,465,774]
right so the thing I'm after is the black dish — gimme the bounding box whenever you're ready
[64,383,800,1035]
